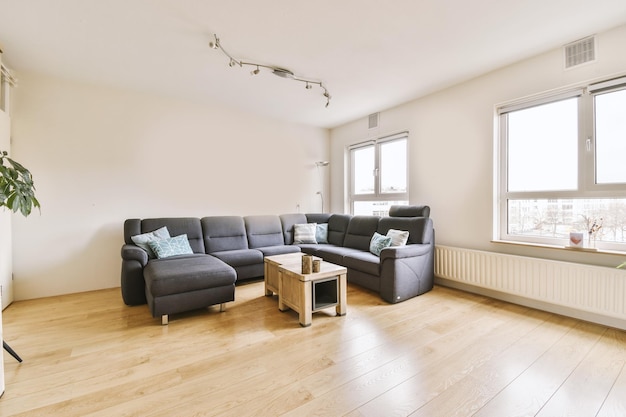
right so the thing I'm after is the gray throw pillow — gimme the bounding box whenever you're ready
[131,226,171,259]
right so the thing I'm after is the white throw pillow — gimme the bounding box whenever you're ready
[386,229,409,246]
[293,223,317,244]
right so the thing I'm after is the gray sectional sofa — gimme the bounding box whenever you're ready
[121,206,434,323]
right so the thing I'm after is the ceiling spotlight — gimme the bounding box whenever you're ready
[208,33,331,107]
[323,90,331,108]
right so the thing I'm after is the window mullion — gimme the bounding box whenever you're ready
[580,92,594,192]
[372,142,381,198]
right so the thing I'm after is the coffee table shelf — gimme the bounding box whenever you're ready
[312,278,339,311]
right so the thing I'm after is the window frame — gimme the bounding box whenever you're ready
[496,76,626,250]
[349,132,409,215]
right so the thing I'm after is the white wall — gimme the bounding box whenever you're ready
[330,23,626,269]
[0,110,12,309]
[10,73,329,300]
[0,102,9,397]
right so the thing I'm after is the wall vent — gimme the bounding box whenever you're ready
[368,112,379,129]
[564,36,596,69]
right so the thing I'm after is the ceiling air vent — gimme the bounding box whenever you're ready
[368,112,379,129]
[564,36,596,69]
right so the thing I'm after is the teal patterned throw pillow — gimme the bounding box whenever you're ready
[315,223,329,244]
[148,234,194,259]
[369,232,392,256]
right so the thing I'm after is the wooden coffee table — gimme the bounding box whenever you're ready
[277,260,347,327]
[264,252,305,296]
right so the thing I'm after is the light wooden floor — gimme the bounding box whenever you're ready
[1,281,625,417]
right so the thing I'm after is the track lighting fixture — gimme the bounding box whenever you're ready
[209,34,331,107]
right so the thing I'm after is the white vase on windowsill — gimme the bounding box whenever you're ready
[588,233,596,249]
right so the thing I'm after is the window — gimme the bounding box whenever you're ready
[497,76,626,251]
[350,133,408,216]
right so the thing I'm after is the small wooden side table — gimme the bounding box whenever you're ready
[278,261,347,327]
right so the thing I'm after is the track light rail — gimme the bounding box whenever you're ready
[209,34,331,107]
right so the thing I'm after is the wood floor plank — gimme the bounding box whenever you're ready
[595,331,626,417]
[534,328,626,417]
[472,320,607,417]
[1,282,625,417]
[276,302,516,416]
[405,314,587,417]
[350,303,553,417]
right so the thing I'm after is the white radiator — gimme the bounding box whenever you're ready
[435,245,626,329]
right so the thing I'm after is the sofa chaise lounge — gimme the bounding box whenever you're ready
[121,206,434,324]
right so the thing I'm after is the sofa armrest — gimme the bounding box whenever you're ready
[379,243,431,261]
[121,244,149,305]
[121,244,148,266]
[379,241,434,304]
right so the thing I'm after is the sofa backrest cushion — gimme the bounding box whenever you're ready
[201,216,249,253]
[388,205,430,218]
[124,219,142,244]
[377,216,433,244]
[305,213,332,224]
[327,214,352,246]
[279,213,308,244]
[343,215,381,250]
[245,215,285,248]
[138,218,206,254]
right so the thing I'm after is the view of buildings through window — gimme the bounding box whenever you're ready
[508,198,626,244]
[500,76,626,250]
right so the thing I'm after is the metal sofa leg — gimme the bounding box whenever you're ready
[220,303,226,312]
[161,315,168,325]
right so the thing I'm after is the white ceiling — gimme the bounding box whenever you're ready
[1,0,626,128]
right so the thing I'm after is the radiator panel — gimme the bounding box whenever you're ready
[435,245,626,325]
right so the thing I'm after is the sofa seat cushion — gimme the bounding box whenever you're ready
[144,254,236,297]
[210,249,263,267]
[342,251,381,276]
[315,245,364,266]
[297,243,322,255]
[255,245,301,257]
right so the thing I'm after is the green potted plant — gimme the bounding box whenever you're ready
[0,150,39,363]
[0,150,40,216]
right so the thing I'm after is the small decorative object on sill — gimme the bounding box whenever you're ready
[302,254,312,274]
[587,217,603,249]
[312,259,321,273]
[569,232,584,248]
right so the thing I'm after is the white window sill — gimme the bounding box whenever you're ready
[491,239,626,256]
